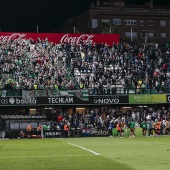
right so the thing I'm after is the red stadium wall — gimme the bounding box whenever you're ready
[0,32,120,46]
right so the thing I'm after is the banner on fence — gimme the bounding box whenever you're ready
[129,94,166,104]
[0,32,120,46]
[48,90,59,97]
[59,90,89,101]
[166,94,170,103]
[22,90,35,101]
[0,95,129,106]
[0,90,7,98]
[35,90,47,97]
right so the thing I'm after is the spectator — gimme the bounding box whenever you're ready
[0,38,169,95]
[64,122,69,138]
[26,123,33,136]
[37,124,42,135]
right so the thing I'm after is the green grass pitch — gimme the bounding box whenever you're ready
[0,129,170,170]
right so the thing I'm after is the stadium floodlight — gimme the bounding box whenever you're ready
[37,25,39,33]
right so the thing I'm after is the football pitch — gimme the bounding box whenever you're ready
[0,131,170,170]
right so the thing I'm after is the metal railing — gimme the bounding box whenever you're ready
[0,88,169,97]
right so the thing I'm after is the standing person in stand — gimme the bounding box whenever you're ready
[64,122,69,138]
[129,119,135,138]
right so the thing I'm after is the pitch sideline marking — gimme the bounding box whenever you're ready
[68,143,101,156]
[0,155,93,159]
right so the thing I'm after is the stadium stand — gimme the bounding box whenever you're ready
[0,38,170,94]
[0,38,170,138]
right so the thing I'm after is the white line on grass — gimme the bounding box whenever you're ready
[0,138,9,141]
[68,143,100,156]
[0,155,93,159]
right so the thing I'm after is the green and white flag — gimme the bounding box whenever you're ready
[22,90,35,101]
[48,90,59,97]
[74,90,89,101]
[60,90,69,96]
[80,90,89,101]
[0,90,7,98]
[68,90,75,96]
[35,90,47,97]
[58,90,89,101]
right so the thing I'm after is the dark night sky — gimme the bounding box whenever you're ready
[0,0,170,33]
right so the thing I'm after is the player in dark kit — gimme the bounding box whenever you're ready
[141,119,147,137]
[129,119,135,138]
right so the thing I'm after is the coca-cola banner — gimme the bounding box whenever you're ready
[0,32,120,45]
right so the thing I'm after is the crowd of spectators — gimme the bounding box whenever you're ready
[1,106,170,137]
[0,37,170,94]
[54,106,170,133]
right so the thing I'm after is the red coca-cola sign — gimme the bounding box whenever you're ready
[0,32,120,45]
